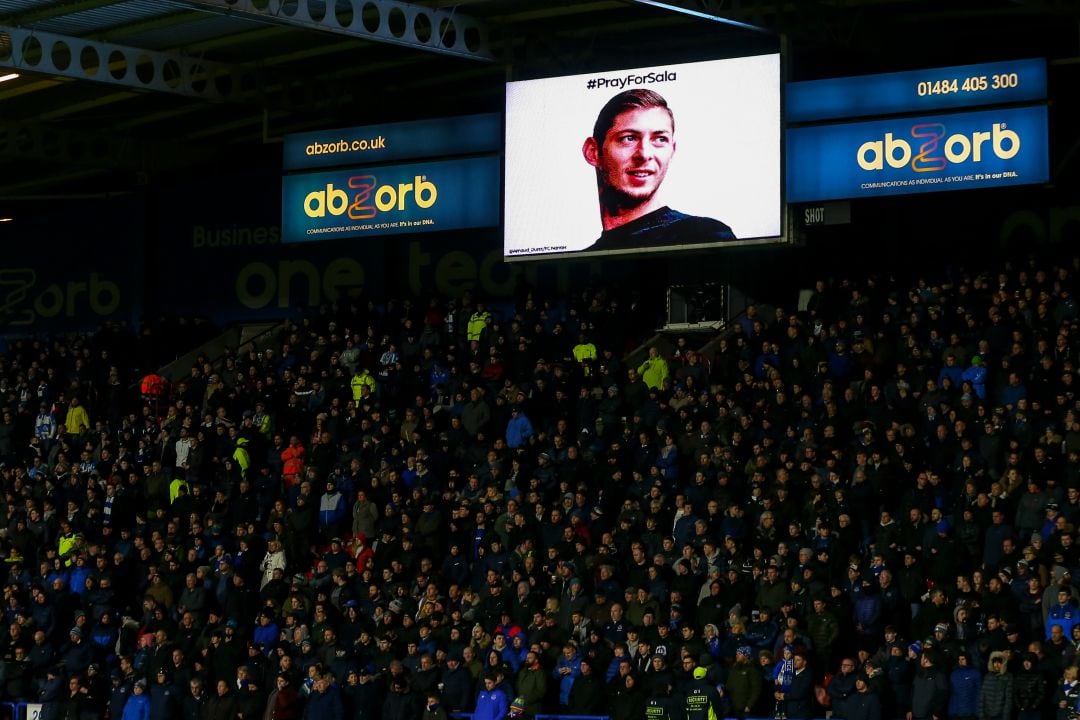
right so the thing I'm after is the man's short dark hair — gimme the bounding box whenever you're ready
[592,89,673,149]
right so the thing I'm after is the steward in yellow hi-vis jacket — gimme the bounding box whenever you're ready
[58,521,82,567]
[467,304,491,342]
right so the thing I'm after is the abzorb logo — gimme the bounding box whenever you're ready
[303,174,438,220]
[857,122,1020,173]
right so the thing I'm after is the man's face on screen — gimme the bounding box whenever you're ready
[589,106,674,209]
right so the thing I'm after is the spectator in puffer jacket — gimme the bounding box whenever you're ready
[1013,652,1048,720]
[978,651,1013,720]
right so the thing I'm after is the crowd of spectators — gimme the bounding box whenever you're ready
[0,251,1077,720]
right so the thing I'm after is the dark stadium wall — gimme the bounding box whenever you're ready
[0,195,145,336]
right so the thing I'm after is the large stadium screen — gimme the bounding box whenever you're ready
[504,54,782,261]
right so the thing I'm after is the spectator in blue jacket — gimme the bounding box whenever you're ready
[961,355,988,400]
[1047,586,1080,640]
[505,406,534,450]
[552,643,582,708]
[474,672,509,720]
[947,652,982,719]
[120,679,150,720]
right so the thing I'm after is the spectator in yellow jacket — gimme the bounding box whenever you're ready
[65,396,90,439]
[637,346,669,391]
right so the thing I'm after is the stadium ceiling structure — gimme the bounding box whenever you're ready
[0,0,1076,197]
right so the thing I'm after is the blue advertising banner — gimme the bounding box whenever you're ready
[786,105,1049,202]
[282,113,502,171]
[282,156,501,243]
[786,58,1047,123]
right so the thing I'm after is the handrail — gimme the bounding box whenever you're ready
[449,713,842,720]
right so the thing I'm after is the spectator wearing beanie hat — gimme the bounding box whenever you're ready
[121,678,151,720]
[727,645,761,719]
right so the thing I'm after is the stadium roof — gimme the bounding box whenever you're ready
[0,0,1076,198]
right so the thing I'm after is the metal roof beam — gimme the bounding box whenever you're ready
[0,0,121,27]
[0,24,251,100]
[179,0,493,61]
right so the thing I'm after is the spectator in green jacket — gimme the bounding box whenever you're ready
[726,646,762,720]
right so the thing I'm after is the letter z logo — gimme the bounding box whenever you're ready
[0,269,36,326]
[348,175,377,220]
[911,123,946,173]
